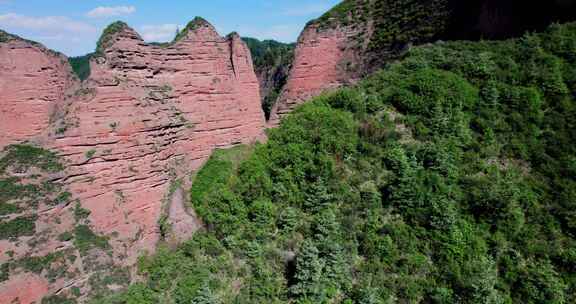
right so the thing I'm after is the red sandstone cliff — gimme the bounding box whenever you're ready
[0,19,264,303]
[268,23,363,126]
[0,31,78,147]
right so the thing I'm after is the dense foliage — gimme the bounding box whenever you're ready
[243,37,295,119]
[312,0,576,72]
[96,23,576,303]
[69,53,93,81]
[313,0,450,52]
[243,38,295,71]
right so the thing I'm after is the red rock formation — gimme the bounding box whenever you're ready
[0,31,78,147]
[52,20,264,264]
[0,19,265,302]
[268,23,362,126]
[0,273,49,304]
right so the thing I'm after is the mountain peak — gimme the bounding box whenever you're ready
[96,21,139,54]
[173,16,217,42]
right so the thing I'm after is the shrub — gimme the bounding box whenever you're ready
[0,216,36,239]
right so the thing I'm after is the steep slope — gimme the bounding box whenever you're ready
[0,18,265,303]
[269,0,576,125]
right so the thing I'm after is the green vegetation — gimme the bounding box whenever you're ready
[58,231,74,242]
[74,201,91,222]
[69,53,93,81]
[368,0,450,51]
[243,37,295,119]
[85,149,97,159]
[173,17,209,43]
[190,145,252,204]
[0,216,36,239]
[314,0,360,26]
[0,30,15,43]
[313,0,451,62]
[242,38,295,71]
[0,202,20,216]
[41,295,75,304]
[0,263,9,282]
[96,21,128,55]
[0,144,64,174]
[0,145,68,228]
[19,252,61,274]
[74,225,109,254]
[96,23,576,303]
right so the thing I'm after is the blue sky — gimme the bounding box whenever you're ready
[0,0,340,56]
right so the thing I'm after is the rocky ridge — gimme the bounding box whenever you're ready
[0,18,265,303]
[270,0,576,125]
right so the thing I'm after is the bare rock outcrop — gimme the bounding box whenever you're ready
[0,18,265,303]
[0,31,78,147]
[268,23,362,126]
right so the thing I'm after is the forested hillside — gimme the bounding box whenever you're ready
[89,23,576,304]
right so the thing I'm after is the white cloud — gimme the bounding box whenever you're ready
[86,6,136,18]
[140,24,181,42]
[29,34,83,42]
[282,3,331,16]
[0,13,97,33]
[238,24,302,43]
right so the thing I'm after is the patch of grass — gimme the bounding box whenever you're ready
[74,225,109,254]
[0,263,9,282]
[41,295,75,304]
[0,177,67,211]
[52,191,72,206]
[0,216,36,239]
[74,202,91,222]
[85,149,97,159]
[0,178,36,201]
[0,202,21,216]
[190,145,252,203]
[58,231,74,242]
[19,252,61,274]
[0,144,63,174]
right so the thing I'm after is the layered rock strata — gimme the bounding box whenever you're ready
[0,18,265,303]
[0,30,77,147]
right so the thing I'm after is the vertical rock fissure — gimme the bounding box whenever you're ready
[229,37,238,79]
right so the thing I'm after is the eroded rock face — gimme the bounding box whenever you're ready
[53,21,264,264]
[268,24,361,126]
[0,32,78,147]
[0,20,264,302]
